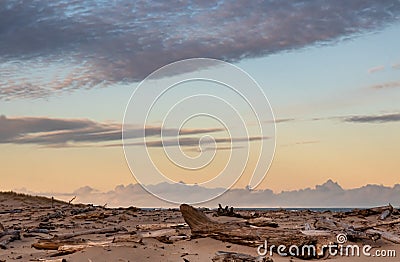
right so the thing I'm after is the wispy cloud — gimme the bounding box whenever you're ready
[343,113,400,123]
[0,115,223,147]
[281,140,320,147]
[368,65,385,74]
[128,136,268,148]
[266,118,296,124]
[311,112,400,124]
[370,81,400,89]
[392,63,400,70]
[1,1,400,99]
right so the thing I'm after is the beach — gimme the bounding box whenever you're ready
[1,192,399,261]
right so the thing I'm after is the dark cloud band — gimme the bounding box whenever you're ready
[0,115,223,147]
[1,0,400,99]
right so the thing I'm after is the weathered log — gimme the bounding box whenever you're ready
[217,204,242,218]
[180,204,330,259]
[32,239,85,250]
[27,228,51,234]
[300,230,332,237]
[135,223,187,230]
[73,212,108,220]
[138,228,176,238]
[70,206,96,215]
[58,241,110,252]
[53,226,126,240]
[247,217,279,228]
[0,230,20,249]
[0,209,23,214]
[346,204,393,217]
[40,210,64,222]
[366,229,400,244]
[212,251,272,262]
[354,218,400,231]
[379,209,392,220]
[112,235,143,244]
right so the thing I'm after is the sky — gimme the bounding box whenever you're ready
[1,1,400,205]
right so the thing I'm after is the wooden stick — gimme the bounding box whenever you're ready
[68,196,76,205]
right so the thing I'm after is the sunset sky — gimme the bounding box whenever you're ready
[1,1,399,201]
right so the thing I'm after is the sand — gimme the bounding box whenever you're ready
[0,192,399,261]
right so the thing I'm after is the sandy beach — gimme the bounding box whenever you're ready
[1,192,399,261]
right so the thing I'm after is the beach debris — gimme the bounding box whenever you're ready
[217,204,242,218]
[180,204,400,259]
[0,229,21,249]
[135,223,188,231]
[0,208,23,214]
[365,229,400,244]
[32,239,86,250]
[68,196,76,205]
[180,204,326,259]
[345,204,393,217]
[212,251,273,262]
[52,226,127,240]
[246,217,279,228]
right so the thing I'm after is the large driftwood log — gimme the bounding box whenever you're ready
[346,204,393,217]
[53,226,126,240]
[354,218,400,231]
[32,226,126,250]
[180,204,330,259]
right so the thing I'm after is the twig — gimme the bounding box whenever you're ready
[68,196,76,205]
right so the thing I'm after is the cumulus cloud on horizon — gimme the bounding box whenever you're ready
[21,179,400,208]
[1,0,400,99]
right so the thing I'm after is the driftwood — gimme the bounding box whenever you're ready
[180,204,330,259]
[32,226,126,251]
[246,217,279,228]
[32,239,85,250]
[379,209,392,220]
[135,223,187,230]
[53,226,126,240]
[40,210,64,222]
[354,218,400,231]
[217,204,242,218]
[0,230,20,249]
[212,251,272,262]
[0,209,23,214]
[68,196,76,205]
[366,229,400,244]
[58,241,110,252]
[138,228,176,238]
[346,204,393,217]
